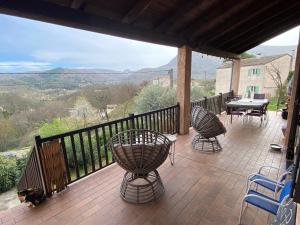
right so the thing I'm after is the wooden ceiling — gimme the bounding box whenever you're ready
[0,0,300,58]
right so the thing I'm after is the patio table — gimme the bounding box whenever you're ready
[226,98,269,109]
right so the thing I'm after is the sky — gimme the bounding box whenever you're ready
[0,13,299,72]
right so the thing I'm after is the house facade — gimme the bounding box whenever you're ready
[215,54,292,98]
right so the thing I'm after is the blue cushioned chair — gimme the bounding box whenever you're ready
[239,180,293,224]
[246,164,294,198]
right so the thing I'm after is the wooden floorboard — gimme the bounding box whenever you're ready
[0,112,286,225]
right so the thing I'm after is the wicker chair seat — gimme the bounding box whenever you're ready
[112,143,169,175]
[191,106,226,152]
[110,129,171,204]
[191,106,226,139]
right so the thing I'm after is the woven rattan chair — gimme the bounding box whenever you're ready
[109,129,171,204]
[191,106,226,152]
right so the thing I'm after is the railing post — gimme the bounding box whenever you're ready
[34,135,47,196]
[204,96,208,109]
[176,103,180,133]
[128,113,135,129]
[219,92,223,114]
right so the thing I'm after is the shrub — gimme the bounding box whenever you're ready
[0,156,16,193]
[15,153,29,181]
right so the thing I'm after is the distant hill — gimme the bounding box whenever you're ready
[0,45,297,89]
[129,45,297,82]
[159,52,223,79]
[248,45,297,56]
[0,68,131,89]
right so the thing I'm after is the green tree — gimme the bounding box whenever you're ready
[191,86,206,101]
[39,118,77,137]
[135,85,176,113]
[240,52,255,59]
[223,52,255,62]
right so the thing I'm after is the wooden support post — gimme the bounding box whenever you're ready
[176,45,192,135]
[230,59,241,95]
[285,33,300,160]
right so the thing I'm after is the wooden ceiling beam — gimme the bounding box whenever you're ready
[201,0,281,45]
[192,45,239,59]
[166,0,219,34]
[215,1,299,49]
[0,0,183,47]
[189,0,255,42]
[122,0,152,24]
[223,7,300,51]
[231,18,300,54]
[154,0,202,32]
[70,0,85,10]
[177,0,235,38]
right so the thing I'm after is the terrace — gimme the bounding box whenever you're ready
[0,0,299,224]
[0,112,286,225]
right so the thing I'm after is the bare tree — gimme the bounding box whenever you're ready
[112,83,139,117]
[84,86,111,122]
[265,63,286,110]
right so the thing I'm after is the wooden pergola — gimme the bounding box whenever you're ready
[0,0,300,193]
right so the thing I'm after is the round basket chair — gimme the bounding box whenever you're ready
[109,129,171,204]
[191,106,226,152]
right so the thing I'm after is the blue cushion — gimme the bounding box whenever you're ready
[245,190,279,215]
[250,174,282,192]
[279,180,292,203]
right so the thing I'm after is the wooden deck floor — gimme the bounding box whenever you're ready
[0,112,287,225]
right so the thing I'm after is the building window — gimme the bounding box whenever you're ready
[248,68,261,76]
[246,86,259,98]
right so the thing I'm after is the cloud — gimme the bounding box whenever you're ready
[1,14,298,73]
[0,61,52,72]
[0,14,177,71]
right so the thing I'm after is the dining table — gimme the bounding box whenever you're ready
[226,98,269,110]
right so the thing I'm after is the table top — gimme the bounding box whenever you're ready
[226,98,269,109]
[164,134,177,142]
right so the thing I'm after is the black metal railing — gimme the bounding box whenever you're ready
[17,90,232,192]
[190,91,233,114]
[22,104,179,187]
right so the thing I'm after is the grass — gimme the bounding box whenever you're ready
[267,97,285,111]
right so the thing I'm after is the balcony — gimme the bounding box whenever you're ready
[0,111,285,225]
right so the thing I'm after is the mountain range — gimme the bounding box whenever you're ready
[0,45,297,89]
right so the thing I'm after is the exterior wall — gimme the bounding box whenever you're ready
[215,55,292,98]
[152,76,171,87]
[215,67,231,94]
[238,65,264,97]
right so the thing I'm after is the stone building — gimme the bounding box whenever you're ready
[215,54,292,98]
